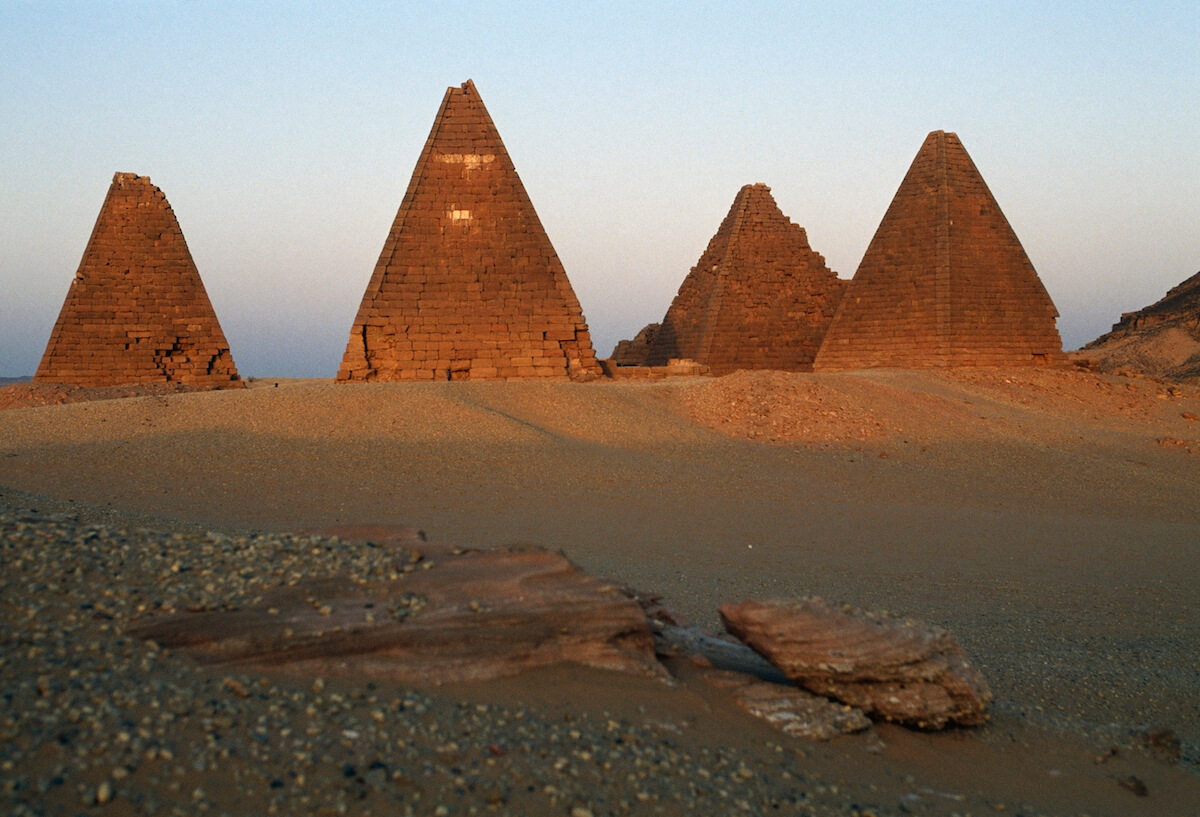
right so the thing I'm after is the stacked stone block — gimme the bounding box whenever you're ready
[34,173,241,387]
[813,131,1065,371]
[644,183,845,374]
[610,323,659,366]
[338,80,599,382]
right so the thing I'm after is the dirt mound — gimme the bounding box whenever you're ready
[668,369,901,444]
[1074,270,1200,383]
[0,381,211,410]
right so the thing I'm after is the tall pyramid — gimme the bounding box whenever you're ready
[644,183,846,373]
[813,131,1065,371]
[338,80,599,382]
[35,173,241,387]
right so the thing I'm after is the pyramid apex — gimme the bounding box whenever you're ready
[460,79,477,92]
[112,172,145,185]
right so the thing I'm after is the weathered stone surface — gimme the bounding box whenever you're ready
[1074,270,1200,383]
[610,323,660,366]
[35,173,241,388]
[701,669,871,740]
[131,542,664,685]
[645,183,845,374]
[813,131,1065,371]
[719,598,991,729]
[338,80,599,382]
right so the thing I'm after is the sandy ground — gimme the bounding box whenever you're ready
[1,367,1199,815]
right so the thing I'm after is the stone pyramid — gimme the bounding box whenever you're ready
[813,131,1065,371]
[338,80,599,381]
[35,173,241,387]
[644,183,845,373]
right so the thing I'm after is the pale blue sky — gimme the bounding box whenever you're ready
[2,1,1197,376]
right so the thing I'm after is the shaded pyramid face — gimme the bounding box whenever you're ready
[34,173,240,388]
[813,131,1065,371]
[338,80,599,382]
[645,183,845,373]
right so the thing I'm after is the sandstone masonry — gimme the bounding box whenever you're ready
[813,131,1065,371]
[642,183,845,374]
[338,80,599,382]
[34,173,241,388]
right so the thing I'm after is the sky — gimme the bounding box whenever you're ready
[2,1,1197,378]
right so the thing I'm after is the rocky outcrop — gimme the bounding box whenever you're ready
[1074,271,1200,383]
[131,539,664,685]
[719,598,990,729]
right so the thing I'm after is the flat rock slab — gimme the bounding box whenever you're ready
[719,598,990,729]
[130,542,665,685]
[701,669,871,740]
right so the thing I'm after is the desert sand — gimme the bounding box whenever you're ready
[1,367,1198,815]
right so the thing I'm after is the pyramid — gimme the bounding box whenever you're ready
[338,80,599,382]
[34,173,241,387]
[644,183,846,373]
[813,131,1065,371]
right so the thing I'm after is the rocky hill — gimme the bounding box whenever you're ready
[1074,270,1200,382]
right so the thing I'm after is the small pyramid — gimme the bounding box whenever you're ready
[813,131,1065,371]
[338,80,599,381]
[34,173,240,387]
[644,183,845,373]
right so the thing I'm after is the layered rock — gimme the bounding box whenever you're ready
[1074,271,1200,383]
[814,131,1065,371]
[35,173,241,388]
[643,183,845,374]
[338,80,599,382]
[700,670,871,740]
[131,542,663,685]
[719,598,990,729]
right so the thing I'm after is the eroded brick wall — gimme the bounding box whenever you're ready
[610,323,659,366]
[34,173,241,388]
[813,131,1065,371]
[645,183,845,374]
[338,81,599,382]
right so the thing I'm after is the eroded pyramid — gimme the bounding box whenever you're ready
[644,183,846,373]
[338,80,599,382]
[34,173,241,388]
[813,131,1065,371]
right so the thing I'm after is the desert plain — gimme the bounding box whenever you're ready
[2,366,1199,816]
